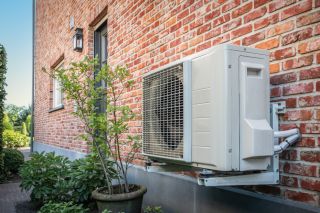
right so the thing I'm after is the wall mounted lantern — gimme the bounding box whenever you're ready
[73,28,83,52]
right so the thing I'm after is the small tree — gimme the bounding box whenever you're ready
[3,113,13,130]
[21,122,27,135]
[45,56,140,194]
[26,114,31,136]
[0,44,7,182]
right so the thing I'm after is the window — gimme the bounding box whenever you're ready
[53,78,63,108]
[94,22,107,112]
[51,62,64,110]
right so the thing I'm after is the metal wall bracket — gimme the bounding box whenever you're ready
[146,102,286,187]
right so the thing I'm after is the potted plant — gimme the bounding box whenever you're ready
[46,57,146,213]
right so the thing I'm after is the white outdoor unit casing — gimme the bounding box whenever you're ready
[142,44,273,171]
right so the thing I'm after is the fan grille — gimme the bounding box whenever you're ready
[143,64,184,160]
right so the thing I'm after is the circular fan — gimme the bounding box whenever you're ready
[155,74,183,150]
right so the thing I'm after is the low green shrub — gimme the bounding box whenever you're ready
[3,130,29,148]
[20,152,114,204]
[19,152,71,203]
[3,148,24,173]
[69,153,116,203]
[38,201,89,213]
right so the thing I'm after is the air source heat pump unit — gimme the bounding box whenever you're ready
[142,44,273,172]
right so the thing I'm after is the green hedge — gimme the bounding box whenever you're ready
[3,130,29,148]
[3,148,24,173]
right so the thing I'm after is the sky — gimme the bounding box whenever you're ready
[0,0,32,107]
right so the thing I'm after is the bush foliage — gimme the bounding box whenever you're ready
[0,44,7,182]
[20,152,113,204]
[3,148,24,174]
[69,153,116,203]
[20,152,71,203]
[38,201,89,213]
[3,130,29,148]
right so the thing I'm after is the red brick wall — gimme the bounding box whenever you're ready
[35,0,320,206]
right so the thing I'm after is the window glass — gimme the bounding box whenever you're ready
[52,63,63,108]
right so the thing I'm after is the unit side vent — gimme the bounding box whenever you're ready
[143,64,184,160]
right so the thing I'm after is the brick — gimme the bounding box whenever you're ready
[232,2,252,18]
[255,37,279,50]
[298,38,320,54]
[285,97,297,108]
[182,48,195,57]
[212,14,230,27]
[315,24,320,35]
[170,21,182,33]
[271,87,281,97]
[300,151,320,162]
[297,11,320,27]
[280,123,298,131]
[281,150,298,161]
[313,108,320,119]
[212,34,230,46]
[301,179,320,192]
[283,162,317,176]
[281,0,312,20]
[300,123,320,134]
[254,0,270,8]
[317,81,320,91]
[270,72,297,85]
[282,28,313,46]
[283,82,313,95]
[298,95,320,107]
[296,137,316,147]
[197,23,211,35]
[204,28,221,40]
[189,36,204,47]
[190,18,204,30]
[230,24,252,39]
[176,42,188,53]
[196,41,211,52]
[177,9,189,20]
[266,20,294,38]
[170,38,181,48]
[300,67,320,80]
[270,47,296,61]
[242,32,265,46]
[284,190,319,205]
[269,63,280,74]
[254,13,279,30]
[222,18,242,33]
[190,0,203,12]
[204,9,220,22]
[183,13,196,25]
[222,0,241,12]
[316,0,320,7]
[285,178,303,193]
[283,55,313,70]
[165,16,177,28]
[317,53,320,64]
[232,40,241,45]
[182,0,195,10]
[284,110,312,121]
[244,6,267,23]
[281,175,298,187]
[269,0,296,12]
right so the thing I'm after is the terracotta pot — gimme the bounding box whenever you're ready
[92,184,147,213]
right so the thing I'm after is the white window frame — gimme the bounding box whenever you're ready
[52,62,63,108]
